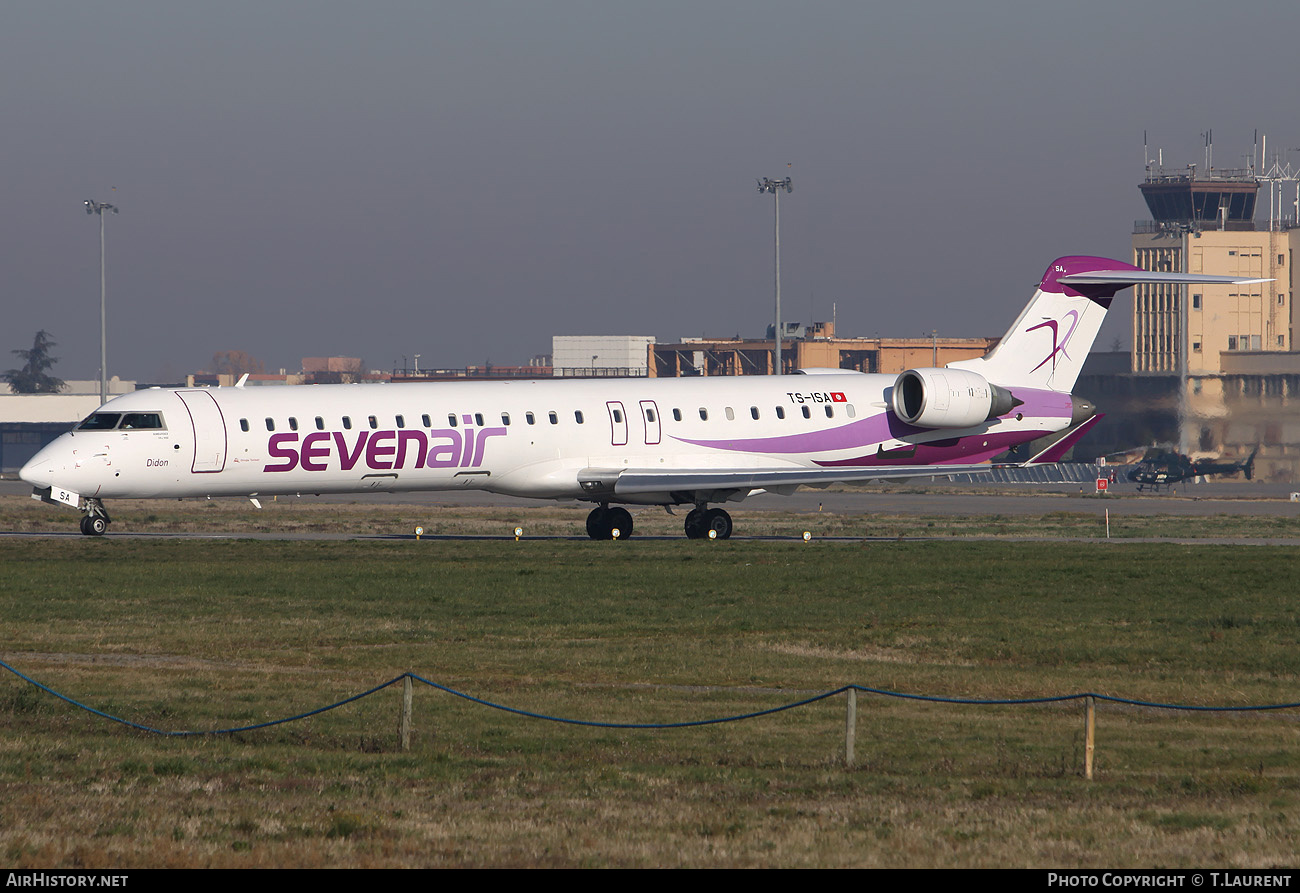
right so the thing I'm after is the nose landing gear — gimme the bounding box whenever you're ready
[79,499,111,537]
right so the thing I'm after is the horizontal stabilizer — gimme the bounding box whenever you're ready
[1059,270,1271,287]
[951,256,1274,393]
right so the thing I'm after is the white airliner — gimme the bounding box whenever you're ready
[20,256,1264,538]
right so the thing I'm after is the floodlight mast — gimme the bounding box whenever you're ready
[756,176,792,375]
[84,199,119,406]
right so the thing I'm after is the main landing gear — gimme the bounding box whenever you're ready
[584,503,734,540]
[684,506,732,540]
[586,504,634,540]
[79,499,111,537]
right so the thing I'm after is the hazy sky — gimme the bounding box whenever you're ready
[4,1,1299,382]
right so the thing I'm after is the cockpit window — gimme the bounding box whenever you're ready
[121,412,165,430]
[77,413,122,430]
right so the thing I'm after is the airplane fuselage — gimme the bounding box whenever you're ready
[22,373,1075,507]
[23,255,1264,537]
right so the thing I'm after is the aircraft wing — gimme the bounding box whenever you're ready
[603,463,1010,496]
[1024,414,1104,465]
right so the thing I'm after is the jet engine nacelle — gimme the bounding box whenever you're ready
[891,368,1017,428]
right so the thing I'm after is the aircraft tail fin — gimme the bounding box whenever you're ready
[1244,447,1259,481]
[949,256,1272,393]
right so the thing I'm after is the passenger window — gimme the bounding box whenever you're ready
[289,417,299,431]
[240,418,249,432]
[422,414,431,427]
[526,412,536,425]
[801,406,811,419]
[474,413,484,426]
[847,405,856,418]
[549,411,558,425]
[725,407,735,421]
[825,406,834,418]
[396,415,405,429]
[699,408,708,421]
[575,410,584,424]
[612,409,623,423]
[315,416,325,430]
[342,416,352,430]
[672,408,682,422]
[750,406,759,420]
[368,416,378,429]
[646,408,656,422]
[121,413,164,430]
[502,413,511,426]
[265,418,275,432]
[775,406,785,420]
[448,414,458,427]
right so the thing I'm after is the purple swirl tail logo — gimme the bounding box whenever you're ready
[1028,310,1080,374]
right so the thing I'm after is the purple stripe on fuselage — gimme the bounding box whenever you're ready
[669,388,1072,456]
[672,411,900,454]
[1009,388,1074,421]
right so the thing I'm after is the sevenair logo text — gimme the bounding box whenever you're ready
[263,427,507,473]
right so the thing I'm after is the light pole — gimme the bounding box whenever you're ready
[756,176,792,374]
[85,199,119,405]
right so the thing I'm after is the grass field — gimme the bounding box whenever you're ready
[3,523,1300,866]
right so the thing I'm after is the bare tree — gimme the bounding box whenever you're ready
[211,350,265,377]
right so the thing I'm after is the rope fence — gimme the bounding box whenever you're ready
[5,657,1299,780]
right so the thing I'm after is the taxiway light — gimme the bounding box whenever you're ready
[803,531,812,542]
[515,526,523,541]
[612,528,621,540]
[707,529,717,540]
[415,526,424,539]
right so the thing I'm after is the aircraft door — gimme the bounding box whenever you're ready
[639,400,661,445]
[606,401,628,446]
[175,390,228,473]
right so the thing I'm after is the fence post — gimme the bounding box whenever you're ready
[1084,696,1095,780]
[401,675,413,751]
[845,688,857,768]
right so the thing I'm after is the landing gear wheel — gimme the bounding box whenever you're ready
[80,515,107,536]
[607,507,633,539]
[586,507,611,540]
[703,508,732,539]
[684,508,706,539]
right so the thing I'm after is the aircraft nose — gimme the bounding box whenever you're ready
[19,440,65,489]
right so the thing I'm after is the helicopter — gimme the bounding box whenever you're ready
[1127,447,1258,491]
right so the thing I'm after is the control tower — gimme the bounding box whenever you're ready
[1132,161,1288,376]
[1126,136,1300,473]
[1138,170,1258,231]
